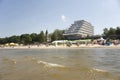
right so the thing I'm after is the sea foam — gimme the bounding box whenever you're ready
[37,60,65,68]
[92,68,107,72]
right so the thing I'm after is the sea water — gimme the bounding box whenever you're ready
[0,48,120,80]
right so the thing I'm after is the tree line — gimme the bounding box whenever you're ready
[0,27,119,45]
[0,29,65,45]
[103,27,120,39]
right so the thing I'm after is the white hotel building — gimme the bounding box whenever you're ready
[63,20,94,40]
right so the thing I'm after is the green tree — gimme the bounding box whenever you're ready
[2,37,9,44]
[20,34,32,44]
[103,27,115,37]
[9,35,20,43]
[103,27,120,39]
[51,29,65,41]
[38,31,45,43]
[30,33,38,43]
[45,30,48,42]
[0,38,4,44]
[116,27,120,39]
[108,28,116,36]
[116,27,120,35]
[51,32,58,41]
[103,28,109,37]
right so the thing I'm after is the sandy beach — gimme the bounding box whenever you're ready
[1,44,120,49]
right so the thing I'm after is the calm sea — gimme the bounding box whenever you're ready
[0,48,120,80]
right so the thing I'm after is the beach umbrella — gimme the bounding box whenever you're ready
[10,43,15,46]
[5,43,9,46]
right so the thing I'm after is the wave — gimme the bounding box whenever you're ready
[23,56,66,68]
[37,60,65,68]
[92,68,107,73]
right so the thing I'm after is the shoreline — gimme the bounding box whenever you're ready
[0,44,120,49]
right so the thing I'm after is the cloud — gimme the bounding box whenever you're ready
[61,15,66,22]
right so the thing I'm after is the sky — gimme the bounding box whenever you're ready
[0,0,120,37]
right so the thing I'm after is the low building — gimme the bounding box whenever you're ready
[63,20,94,40]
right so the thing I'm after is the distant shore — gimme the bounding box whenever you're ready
[0,44,120,49]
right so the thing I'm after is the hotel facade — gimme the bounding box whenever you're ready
[63,20,94,40]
